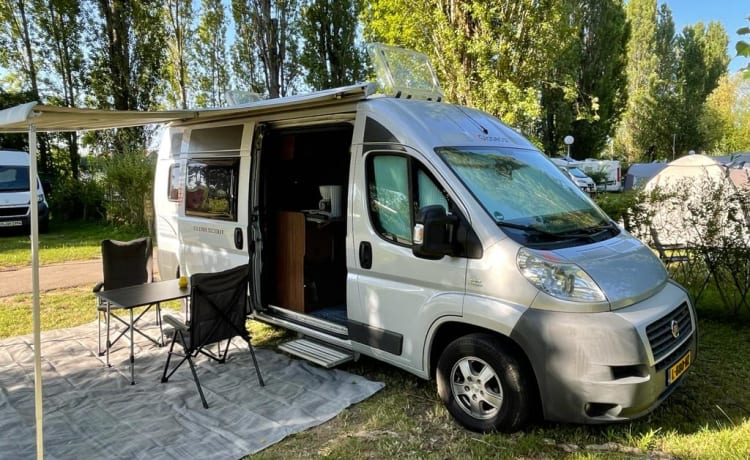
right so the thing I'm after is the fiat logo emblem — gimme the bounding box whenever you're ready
[670,320,680,339]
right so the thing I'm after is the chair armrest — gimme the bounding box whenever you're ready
[93,281,104,293]
[163,314,188,332]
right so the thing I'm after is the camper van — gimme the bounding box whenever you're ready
[154,46,696,432]
[0,150,49,233]
[550,158,596,193]
[578,159,623,192]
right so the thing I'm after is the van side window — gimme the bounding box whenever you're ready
[167,163,181,202]
[185,158,239,221]
[367,153,448,246]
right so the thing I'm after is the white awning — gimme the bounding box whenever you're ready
[0,83,375,133]
[0,102,196,133]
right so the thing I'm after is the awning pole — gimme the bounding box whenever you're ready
[29,124,44,459]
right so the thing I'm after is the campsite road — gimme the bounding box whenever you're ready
[0,257,160,297]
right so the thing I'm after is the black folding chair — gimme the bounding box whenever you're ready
[160,264,264,408]
[93,237,164,364]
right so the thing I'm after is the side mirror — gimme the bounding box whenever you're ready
[41,180,52,195]
[412,205,457,260]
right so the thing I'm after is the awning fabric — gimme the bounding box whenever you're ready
[0,83,374,133]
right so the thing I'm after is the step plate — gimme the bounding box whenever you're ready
[278,338,354,368]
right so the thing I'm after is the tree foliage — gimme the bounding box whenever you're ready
[88,0,167,152]
[616,1,729,162]
[736,15,750,78]
[540,0,629,159]
[299,0,366,90]
[164,0,194,109]
[231,0,301,99]
[193,0,230,108]
[700,74,750,153]
[362,0,571,137]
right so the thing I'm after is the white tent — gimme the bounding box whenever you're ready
[642,154,739,246]
[0,83,373,459]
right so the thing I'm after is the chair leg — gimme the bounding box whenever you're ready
[97,306,103,357]
[247,340,265,387]
[156,303,164,346]
[105,303,112,367]
[186,354,209,409]
[161,332,180,383]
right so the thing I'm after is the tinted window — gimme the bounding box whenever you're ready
[168,163,181,202]
[367,153,448,245]
[185,159,239,221]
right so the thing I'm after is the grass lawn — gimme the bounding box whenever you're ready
[2,220,748,458]
[0,219,142,270]
[1,287,749,459]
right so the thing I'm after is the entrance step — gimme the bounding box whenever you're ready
[278,338,354,368]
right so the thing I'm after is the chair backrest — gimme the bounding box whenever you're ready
[101,237,153,291]
[188,264,250,348]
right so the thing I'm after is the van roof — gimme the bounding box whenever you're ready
[360,97,537,151]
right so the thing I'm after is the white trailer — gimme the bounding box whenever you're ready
[576,159,623,192]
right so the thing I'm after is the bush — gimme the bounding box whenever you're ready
[96,151,155,235]
[626,177,750,318]
[47,175,105,222]
[593,190,640,228]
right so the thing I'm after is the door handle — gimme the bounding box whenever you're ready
[234,227,244,250]
[359,241,372,269]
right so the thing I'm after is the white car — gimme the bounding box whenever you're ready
[559,166,596,193]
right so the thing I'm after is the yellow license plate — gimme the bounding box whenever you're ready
[668,351,691,384]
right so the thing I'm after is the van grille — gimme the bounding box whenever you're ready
[646,302,692,368]
[0,206,29,217]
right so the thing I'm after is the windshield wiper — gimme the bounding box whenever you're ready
[496,221,564,239]
[497,220,618,244]
[552,221,619,241]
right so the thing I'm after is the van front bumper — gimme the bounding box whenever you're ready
[510,281,697,424]
[0,202,49,229]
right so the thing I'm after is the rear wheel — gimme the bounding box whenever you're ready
[436,333,533,432]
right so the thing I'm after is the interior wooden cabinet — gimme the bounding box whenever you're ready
[275,211,306,312]
[274,211,343,313]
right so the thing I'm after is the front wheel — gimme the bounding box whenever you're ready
[436,333,534,432]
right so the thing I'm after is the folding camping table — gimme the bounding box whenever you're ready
[94,279,190,384]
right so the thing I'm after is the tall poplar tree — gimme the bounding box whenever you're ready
[165,0,194,109]
[231,0,301,99]
[36,0,87,178]
[616,0,659,162]
[88,0,167,152]
[299,0,366,90]
[0,0,51,172]
[193,0,230,107]
[537,0,629,158]
[569,0,629,159]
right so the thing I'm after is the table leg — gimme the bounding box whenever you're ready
[130,308,135,385]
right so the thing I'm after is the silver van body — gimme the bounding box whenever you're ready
[154,86,696,431]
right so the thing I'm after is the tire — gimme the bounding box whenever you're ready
[436,333,533,433]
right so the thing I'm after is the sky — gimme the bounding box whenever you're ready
[663,0,749,74]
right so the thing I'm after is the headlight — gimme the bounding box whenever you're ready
[517,248,606,302]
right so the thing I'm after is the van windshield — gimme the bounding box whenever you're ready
[568,167,589,179]
[0,166,30,192]
[435,147,615,246]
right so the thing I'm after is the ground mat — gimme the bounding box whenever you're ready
[0,317,384,459]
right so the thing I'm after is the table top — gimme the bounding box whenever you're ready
[94,279,190,309]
